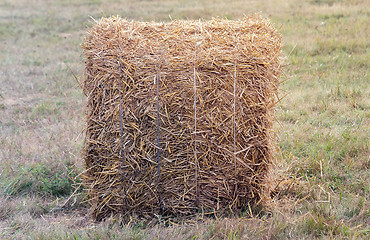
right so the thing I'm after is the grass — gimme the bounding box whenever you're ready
[0,0,368,239]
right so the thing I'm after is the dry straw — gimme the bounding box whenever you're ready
[82,15,282,221]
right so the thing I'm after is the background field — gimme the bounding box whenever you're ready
[0,0,368,239]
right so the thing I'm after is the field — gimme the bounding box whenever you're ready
[0,0,369,239]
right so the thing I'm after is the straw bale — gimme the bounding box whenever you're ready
[82,15,282,221]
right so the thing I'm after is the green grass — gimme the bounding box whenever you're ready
[0,0,369,239]
[2,162,80,197]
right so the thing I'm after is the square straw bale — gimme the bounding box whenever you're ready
[82,15,282,221]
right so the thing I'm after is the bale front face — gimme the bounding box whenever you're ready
[82,16,281,221]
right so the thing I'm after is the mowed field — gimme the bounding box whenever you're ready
[0,0,369,239]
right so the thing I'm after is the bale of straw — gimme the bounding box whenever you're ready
[82,16,282,221]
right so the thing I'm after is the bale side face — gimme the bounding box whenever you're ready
[82,16,281,221]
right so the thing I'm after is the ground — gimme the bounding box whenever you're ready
[0,0,369,239]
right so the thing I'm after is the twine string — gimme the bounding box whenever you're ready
[193,39,199,207]
[233,41,238,171]
[156,66,163,214]
[118,61,128,211]
[232,40,239,208]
